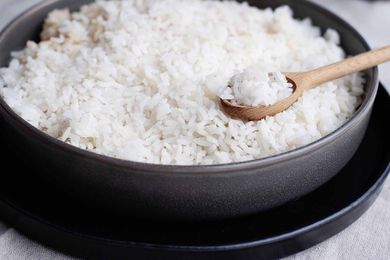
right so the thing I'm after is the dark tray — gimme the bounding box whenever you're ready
[0,85,389,259]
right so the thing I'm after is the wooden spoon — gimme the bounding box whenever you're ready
[221,45,390,121]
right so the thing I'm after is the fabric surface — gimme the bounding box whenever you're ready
[0,0,389,259]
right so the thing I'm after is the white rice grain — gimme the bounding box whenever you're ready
[220,68,293,106]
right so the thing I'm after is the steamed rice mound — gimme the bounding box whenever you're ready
[0,0,364,165]
[220,69,294,106]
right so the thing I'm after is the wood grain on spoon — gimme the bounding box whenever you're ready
[221,45,390,121]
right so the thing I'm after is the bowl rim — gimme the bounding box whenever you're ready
[0,0,379,174]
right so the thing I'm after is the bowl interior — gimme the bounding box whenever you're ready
[0,0,377,170]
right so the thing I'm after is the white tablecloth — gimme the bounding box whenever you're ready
[0,1,389,259]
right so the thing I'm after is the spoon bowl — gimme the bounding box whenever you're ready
[221,75,299,121]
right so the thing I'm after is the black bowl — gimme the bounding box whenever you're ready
[0,0,378,221]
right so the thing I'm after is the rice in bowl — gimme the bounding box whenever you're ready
[0,0,365,165]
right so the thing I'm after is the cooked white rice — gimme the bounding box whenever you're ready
[220,69,293,106]
[0,0,364,165]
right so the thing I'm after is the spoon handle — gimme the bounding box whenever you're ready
[301,45,390,89]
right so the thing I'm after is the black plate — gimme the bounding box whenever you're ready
[0,85,388,259]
